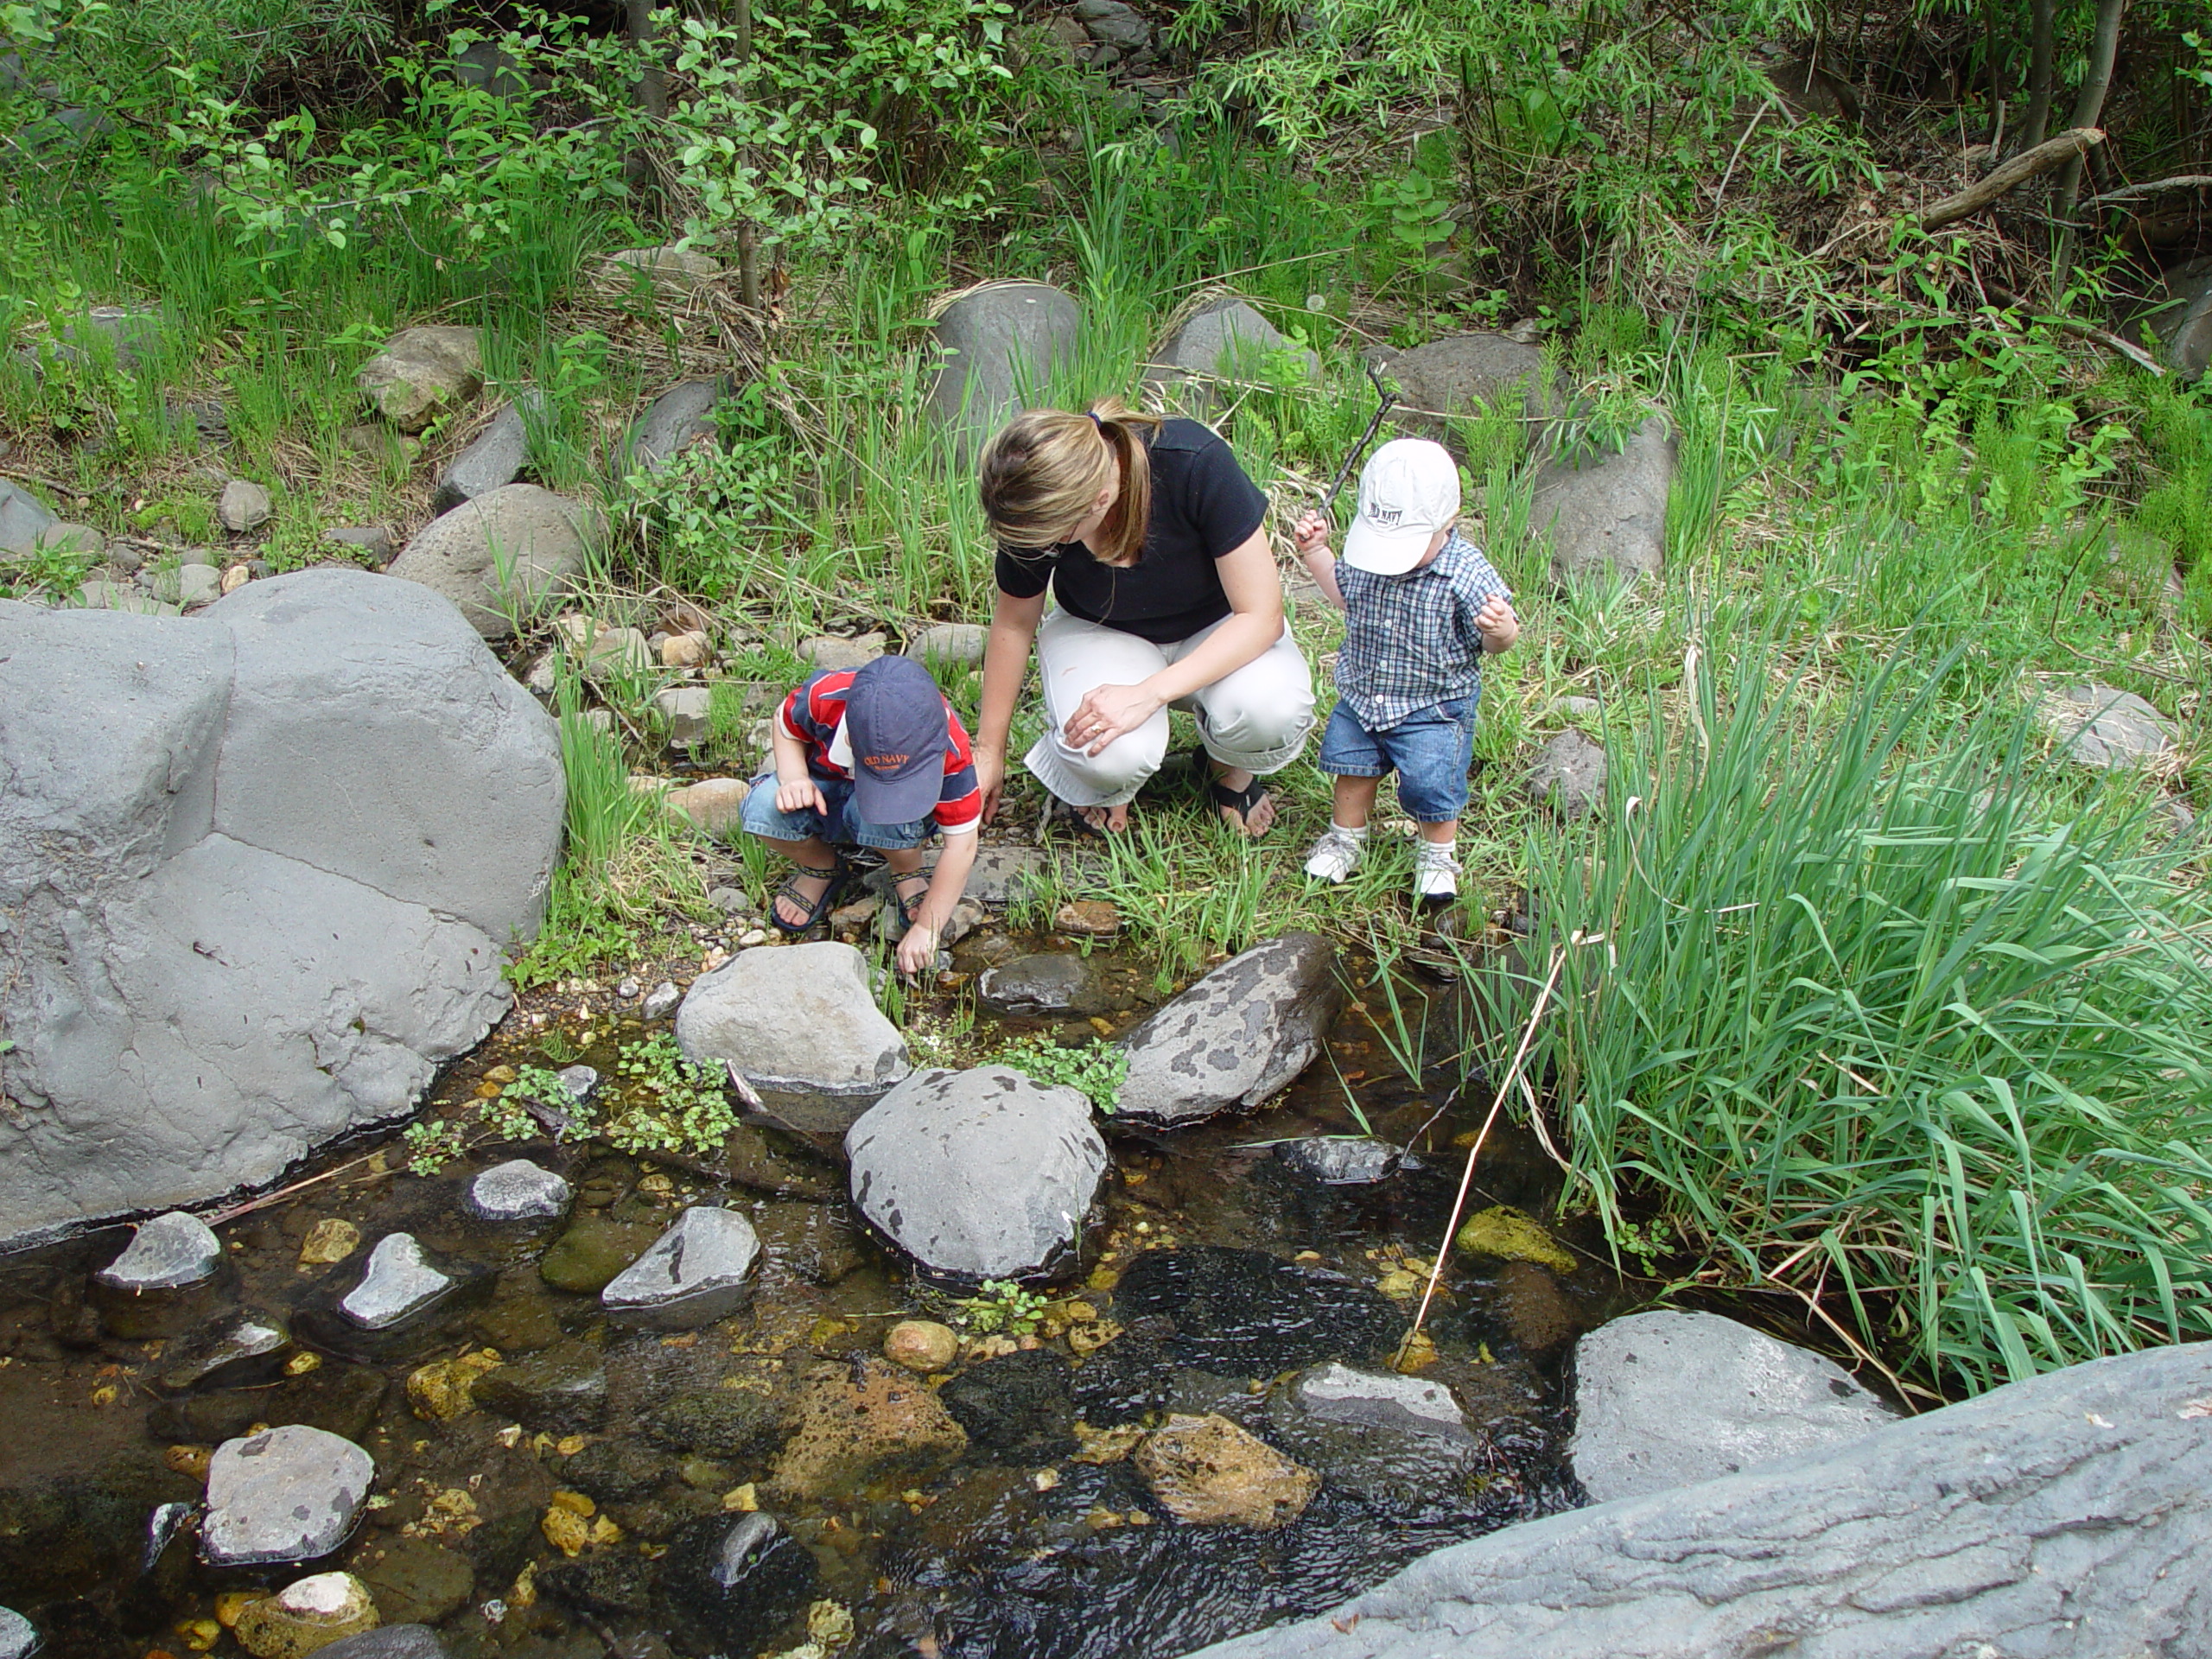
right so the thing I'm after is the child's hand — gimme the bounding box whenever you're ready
[776,776,828,816]
[894,922,938,976]
[1475,595,1521,652]
[1291,509,1332,558]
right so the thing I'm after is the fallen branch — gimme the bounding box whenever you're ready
[1918,127,2103,231]
[1984,282,2164,375]
[2083,174,2212,209]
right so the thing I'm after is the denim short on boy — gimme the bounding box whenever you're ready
[738,772,939,851]
[1316,690,1480,823]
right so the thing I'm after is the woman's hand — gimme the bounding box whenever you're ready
[775,775,828,816]
[1065,683,1164,756]
[975,747,1006,826]
[894,921,939,976]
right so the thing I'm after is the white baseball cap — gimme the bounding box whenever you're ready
[1343,438,1461,575]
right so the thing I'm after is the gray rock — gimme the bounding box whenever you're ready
[1367,334,1561,448]
[1188,1342,2212,1659]
[676,941,910,1128]
[219,479,271,533]
[654,684,713,747]
[925,283,1083,451]
[450,38,525,95]
[200,1424,375,1567]
[94,1210,222,1290]
[556,1065,600,1101]
[904,620,988,669]
[845,1065,1106,1280]
[173,563,221,607]
[1268,1363,1479,1507]
[71,579,175,614]
[315,1628,448,1659]
[1525,728,1606,818]
[42,306,161,372]
[386,484,601,640]
[2153,796,2196,843]
[1145,296,1318,410]
[0,480,58,553]
[471,1338,608,1432]
[0,570,555,1249]
[625,378,725,474]
[964,843,1051,905]
[158,1310,293,1392]
[1075,0,1149,47]
[1571,1311,1893,1503]
[339,1234,458,1329]
[322,526,397,566]
[1534,415,1675,589]
[798,633,882,671]
[169,397,232,445]
[977,952,1102,1014]
[597,245,722,298]
[641,981,681,1020]
[432,393,544,512]
[466,1160,572,1223]
[2037,682,2175,768]
[2139,255,2212,379]
[0,42,22,93]
[0,1608,35,1659]
[1274,1137,1410,1185]
[356,326,483,434]
[660,1512,822,1656]
[1116,932,1341,1128]
[1551,695,1602,720]
[33,522,103,557]
[601,1206,760,1329]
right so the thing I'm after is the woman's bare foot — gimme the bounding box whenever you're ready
[1211,766,1277,837]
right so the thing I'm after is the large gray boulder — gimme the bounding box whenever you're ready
[845,1065,1106,1280]
[0,569,562,1249]
[0,480,59,554]
[2036,681,2175,769]
[1366,334,1562,448]
[925,282,1082,451]
[1525,728,1607,819]
[676,941,910,1132]
[356,326,482,433]
[1116,933,1341,1128]
[1534,415,1675,590]
[1570,1311,1894,1503]
[1144,296,1319,411]
[432,393,544,513]
[2139,255,2211,379]
[1185,1340,2212,1659]
[386,483,601,639]
[624,378,726,474]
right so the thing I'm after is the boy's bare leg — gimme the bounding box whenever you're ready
[761,834,839,929]
[1331,774,1383,830]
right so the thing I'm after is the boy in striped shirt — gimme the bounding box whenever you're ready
[740,654,982,974]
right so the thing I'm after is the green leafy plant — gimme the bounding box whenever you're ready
[603,1033,737,1156]
[952,1278,1047,1336]
[403,1119,467,1176]
[996,1033,1128,1116]
[481,1065,574,1141]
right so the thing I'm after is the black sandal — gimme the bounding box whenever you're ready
[769,860,848,936]
[890,871,931,930]
[1208,773,1274,837]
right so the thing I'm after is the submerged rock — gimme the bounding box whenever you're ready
[769,1361,968,1502]
[201,1425,375,1567]
[883,1320,959,1374]
[95,1211,223,1291]
[1268,1363,1479,1509]
[1116,933,1341,1128]
[312,1630,447,1659]
[1273,1137,1411,1185]
[233,1571,379,1659]
[976,952,1103,1014]
[150,1363,388,1447]
[470,1339,607,1434]
[1570,1310,1894,1503]
[1112,1246,1402,1377]
[465,1160,572,1223]
[677,941,910,1131]
[940,1350,1077,1464]
[159,1310,293,1393]
[351,1536,474,1628]
[337,1235,467,1331]
[639,1389,791,1462]
[659,1512,821,1656]
[845,1065,1107,1281]
[0,1608,36,1659]
[1135,1413,1318,1529]
[601,1205,760,1329]
[538,1213,661,1293]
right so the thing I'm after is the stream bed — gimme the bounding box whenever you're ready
[0,926,1633,1659]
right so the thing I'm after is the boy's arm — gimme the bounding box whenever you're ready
[770,702,827,813]
[894,833,976,975]
[1290,509,1346,611]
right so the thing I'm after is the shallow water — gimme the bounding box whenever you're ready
[0,934,1634,1659]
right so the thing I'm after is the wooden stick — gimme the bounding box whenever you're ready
[1984,282,2164,375]
[1918,128,2104,231]
[2083,174,2212,209]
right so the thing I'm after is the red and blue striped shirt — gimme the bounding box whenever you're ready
[778,668,983,834]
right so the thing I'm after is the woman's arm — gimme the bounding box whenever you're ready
[974,586,1047,822]
[1064,528,1286,755]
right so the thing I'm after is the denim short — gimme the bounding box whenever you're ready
[737,772,937,851]
[1316,694,1478,823]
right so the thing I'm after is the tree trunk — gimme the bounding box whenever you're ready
[732,0,760,311]
[2051,0,2127,296]
[2021,0,2056,149]
[629,0,665,119]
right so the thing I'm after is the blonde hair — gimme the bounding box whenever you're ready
[977,397,1166,568]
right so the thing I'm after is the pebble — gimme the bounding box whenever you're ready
[221,563,252,594]
[556,1065,600,1102]
[339,1235,457,1330]
[201,1425,375,1567]
[601,1207,760,1329]
[466,1160,573,1223]
[299,1218,361,1268]
[235,1573,379,1659]
[661,629,712,668]
[219,479,273,534]
[618,977,642,999]
[641,980,682,1020]
[708,886,753,916]
[0,1607,36,1659]
[883,1320,959,1374]
[96,1210,223,1291]
[738,929,768,948]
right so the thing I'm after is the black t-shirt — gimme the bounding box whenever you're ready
[993,418,1270,645]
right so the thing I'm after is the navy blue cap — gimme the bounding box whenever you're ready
[844,656,950,827]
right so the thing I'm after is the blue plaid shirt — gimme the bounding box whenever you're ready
[1333,531,1511,733]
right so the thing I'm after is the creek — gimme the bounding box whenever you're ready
[0,926,1632,1659]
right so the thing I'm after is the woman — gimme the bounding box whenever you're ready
[972,400,1315,836]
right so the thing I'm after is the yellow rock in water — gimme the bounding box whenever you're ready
[405,1349,503,1420]
[548,1489,596,1516]
[1453,1205,1576,1274]
[181,1619,223,1652]
[214,1592,263,1629]
[1374,1268,1423,1299]
[807,1599,856,1647]
[296,1218,359,1268]
[721,1482,759,1512]
[233,1573,378,1659]
[541,1505,594,1557]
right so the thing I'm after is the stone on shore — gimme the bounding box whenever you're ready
[0,1608,36,1659]
[0,569,559,1249]
[2036,681,2175,769]
[625,378,726,474]
[1144,296,1318,411]
[432,394,543,513]
[1534,416,1675,590]
[845,1065,1107,1280]
[234,1572,379,1659]
[1116,933,1341,1128]
[465,1160,571,1223]
[1366,334,1563,446]
[1525,728,1606,818]
[219,479,272,533]
[677,941,910,1130]
[321,526,397,567]
[601,1206,761,1329]
[977,951,1103,1014]
[596,245,722,298]
[925,282,1082,451]
[904,620,988,669]
[0,480,59,553]
[356,327,482,434]
[385,484,601,640]
[1569,1310,1894,1503]
[1135,1413,1319,1529]
[201,1425,375,1567]
[663,777,750,840]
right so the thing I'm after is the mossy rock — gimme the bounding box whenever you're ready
[1454,1205,1575,1274]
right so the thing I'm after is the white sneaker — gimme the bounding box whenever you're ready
[1304,823,1368,883]
[1413,840,1460,903]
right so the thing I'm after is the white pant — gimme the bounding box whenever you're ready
[1023,609,1317,810]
